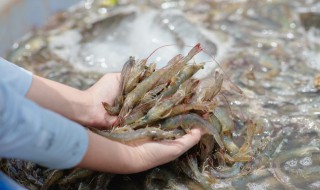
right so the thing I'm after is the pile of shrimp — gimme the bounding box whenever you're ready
[88,43,258,189]
[1,44,260,190]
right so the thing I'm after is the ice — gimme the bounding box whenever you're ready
[49,9,178,72]
[309,181,320,189]
[299,156,312,166]
[78,10,183,72]
[247,182,269,190]
[48,30,82,62]
[211,181,232,189]
[285,159,298,167]
[48,6,221,75]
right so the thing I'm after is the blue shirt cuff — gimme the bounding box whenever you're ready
[0,57,32,96]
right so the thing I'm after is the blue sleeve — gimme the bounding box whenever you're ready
[0,57,32,96]
[0,59,89,169]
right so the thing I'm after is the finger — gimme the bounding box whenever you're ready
[101,113,118,129]
[149,128,202,158]
[173,128,202,152]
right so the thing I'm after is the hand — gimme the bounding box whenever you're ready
[124,128,203,173]
[85,73,121,128]
[78,128,203,174]
[26,73,121,128]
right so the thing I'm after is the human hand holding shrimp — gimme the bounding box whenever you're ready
[79,73,203,173]
[26,73,121,129]
[84,73,121,128]
[25,72,202,173]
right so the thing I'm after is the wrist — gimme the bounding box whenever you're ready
[76,90,97,126]
[77,131,139,174]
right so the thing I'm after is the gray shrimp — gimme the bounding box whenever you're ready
[160,113,225,150]
[92,127,183,143]
[210,162,243,179]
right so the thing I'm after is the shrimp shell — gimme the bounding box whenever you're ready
[93,127,182,143]
[160,113,225,150]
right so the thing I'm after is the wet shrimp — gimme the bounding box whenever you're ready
[210,162,243,179]
[222,135,240,156]
[167,101,218,118]
[41,170,64,190]
[129,79,196,129]
[140,84,166,104]
[102,57,135,115]
[59,168,94,185]
[141,62,157,81]
[156,43,202,86]
[92,127,183,143]
[160,113,225,150]
[180,155,216,189]
[120,100,156,126]
[124,59,147,95]
[191,69,224,103]
[118,43,202,118]
[161,63,204,98]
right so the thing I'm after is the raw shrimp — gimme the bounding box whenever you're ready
[167,101,218,118]
[180,155,216,189]
[191,70,224,103]
[59,168,94,185]
[92,127,183,143]
[41,170,64,190]
[118,43,202,118]
[210,162,243,179]
[124,59,147,95]
[161,63,204,97]
[129,79,195,129]
[160,113,225,150]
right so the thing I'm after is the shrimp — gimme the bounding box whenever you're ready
[124,59,147,95]
[210,162,243,179]
[156,43,202,85]
[180,155,216,189]
[144,167,204,190]
[161,63,204,98]
[102,101,121,116]
[119,44,202,118]
[121,56,136,95]
[140,84,166,104]
[271,146,319,188]
[231,120,256,162]
[118,67,166,118]
[252,134,283,168]
[214,107,235,136]
[160,113,225,150]
[41,170,64,190]
[59,168,94,185]
[236,120,256,155]
[167,101,218,118]
[92,127,182,143]
[102,57,135,115]
[110,125,134,133]
[122,100,156,126]
[93,173,114,190]
[129,79,194,129]
[222,136,240,156]
[141,62,157,81]
[191,70,224,103]
[78,182,91,190]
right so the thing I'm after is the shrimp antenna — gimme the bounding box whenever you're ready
[145,44,180,61]
[183,44,243,95]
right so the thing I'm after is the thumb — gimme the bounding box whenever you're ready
[173,128,203,152]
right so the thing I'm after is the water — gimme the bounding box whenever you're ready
[1,0,320,189]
